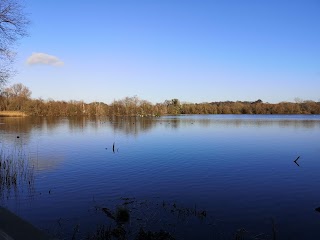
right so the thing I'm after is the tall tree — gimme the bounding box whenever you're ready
[0,0,29,87]
[2,82,31,110]
[5,82,31,98]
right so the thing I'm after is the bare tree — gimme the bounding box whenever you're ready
[5,82,31,98]
[2,82,31,110]
[0,0,29,86]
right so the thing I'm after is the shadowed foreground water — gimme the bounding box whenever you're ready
[1,115,320,239]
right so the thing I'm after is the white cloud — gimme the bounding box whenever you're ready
[26,52,64,66]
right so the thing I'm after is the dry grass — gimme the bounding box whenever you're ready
[0,111,27,117]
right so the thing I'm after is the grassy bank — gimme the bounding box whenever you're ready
[0,111,27,117]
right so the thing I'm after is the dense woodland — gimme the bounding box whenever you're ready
[1,83,320,116]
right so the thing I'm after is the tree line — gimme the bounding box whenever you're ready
[1,83,320,116]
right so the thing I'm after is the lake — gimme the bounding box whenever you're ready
[1,115,320,239]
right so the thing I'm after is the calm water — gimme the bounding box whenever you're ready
[1,115,320,239]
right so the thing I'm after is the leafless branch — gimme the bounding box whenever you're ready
[0,0,29,85]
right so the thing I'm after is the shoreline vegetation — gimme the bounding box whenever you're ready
[1,83,320,117]
[0,111,27,117]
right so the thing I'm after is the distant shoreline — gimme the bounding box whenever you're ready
[0,111,27,117]
[1,111,320,118]
[2,83,320,116]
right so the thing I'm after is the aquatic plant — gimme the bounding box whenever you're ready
[0,146,34,199]
[87,198,280,240]
[116,207,130,224]
[87,224,174,240]
[135,228,175,240]
[101,206,130,224]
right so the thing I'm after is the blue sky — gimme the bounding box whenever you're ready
[12,0,320,104]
